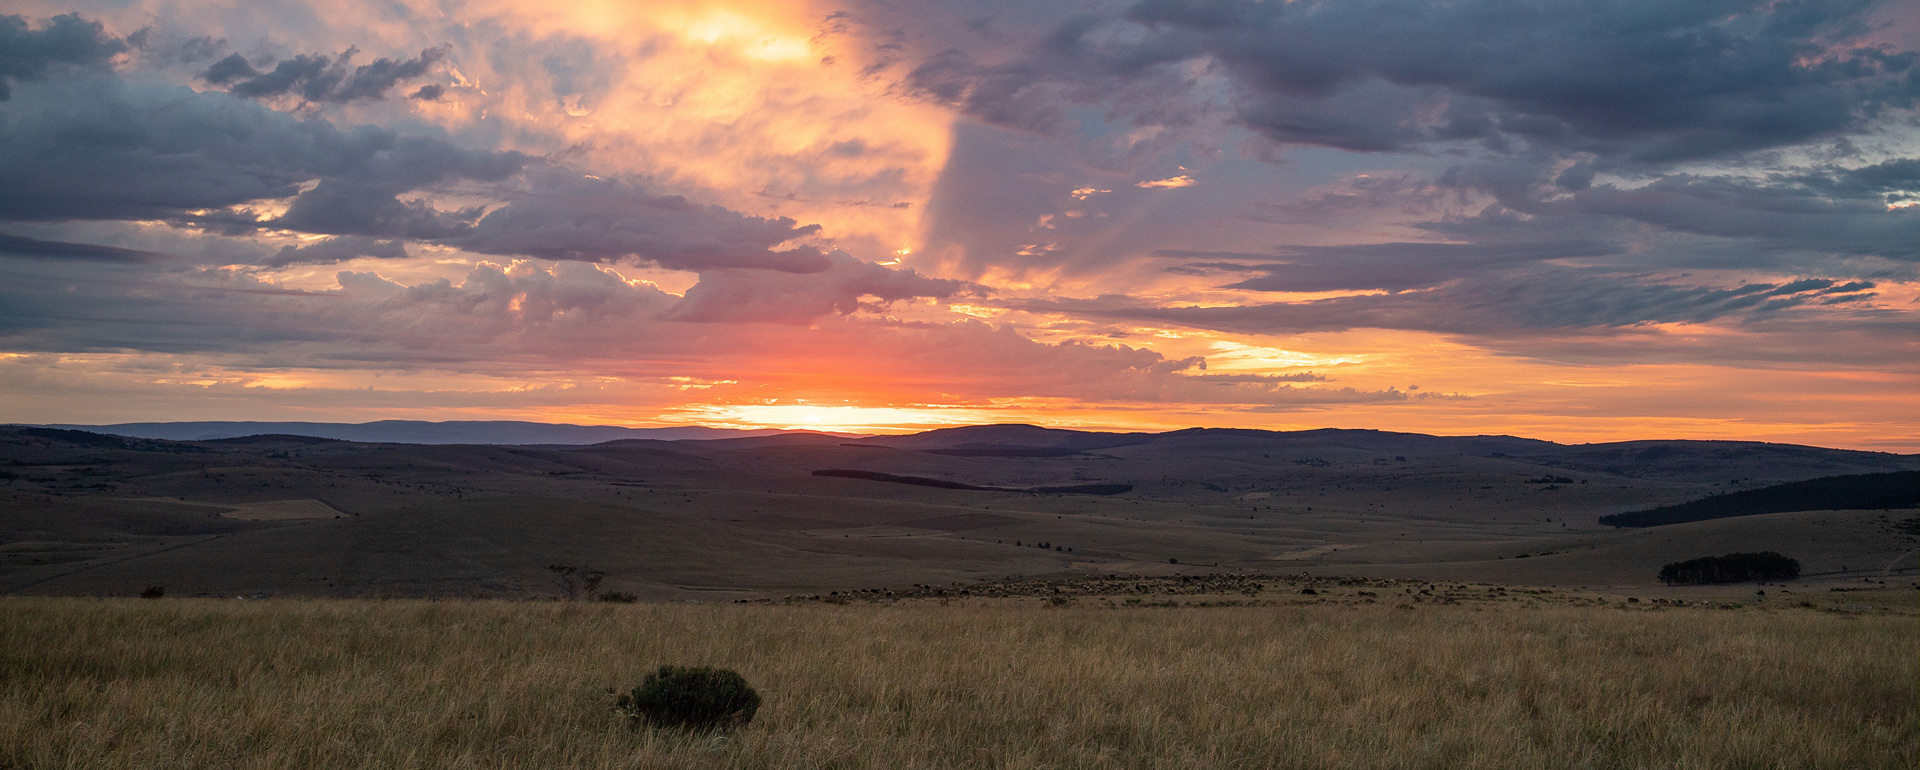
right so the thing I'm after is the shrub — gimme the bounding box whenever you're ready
[596,591,638,603]
[617,665,761,731]
[139,585,164,599]
[548,564,606,600]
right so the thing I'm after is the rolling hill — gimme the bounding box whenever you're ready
[1,423,1912,599]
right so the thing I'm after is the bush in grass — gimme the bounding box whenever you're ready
[617,665,760,731]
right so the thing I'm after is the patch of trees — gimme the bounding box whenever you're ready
[205,434,342,445]
[923,445,1084,458]
[1658,552,1801,585]
[1030,483,1132,495]
[1600,471,1918,528]
[15,427,132,448]
[812,469,987,490]
[810,469,1131,496]
[10,427,205,454]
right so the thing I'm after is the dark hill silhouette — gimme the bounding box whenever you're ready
[0,423,1913,598]
[31,420,834,445]
[589,432,849,451]
[1599,471,1919,527]
[202,434,344,445]
[862,424,1155,451]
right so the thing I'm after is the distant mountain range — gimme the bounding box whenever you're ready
[24,420,857,445]
[10,420,1919,472]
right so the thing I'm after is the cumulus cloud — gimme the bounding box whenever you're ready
[1005,269,1908,367]
[667,251,977,323]
[910,0,1916,165]
[1136,175,1195,188]
[1537,174,1919,260]
[201,46,447,103]
[1176,239,1627,293]
[0,5,1909,432]
[0,253,1383,408]
[264,236,408,267]
[0,72,527,224]
[271,181,488,239]
[0,14,125,100]
[455,171,839,274]
[0,33,901,277]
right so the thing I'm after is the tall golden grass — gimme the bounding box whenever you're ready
[2,597,1911,769]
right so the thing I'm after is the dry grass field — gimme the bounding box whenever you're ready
[3,595,1912,769]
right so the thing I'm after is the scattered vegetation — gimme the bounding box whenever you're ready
[1601,471,1918,527]
[548,564,605,601]
[810,469,1129,495]
[1659,552,1802,585]
[0,597,1909,769]
[1029,483,1131,495]
[812,469,992,490]
[617,665,761,732]
[922,445,1082,458]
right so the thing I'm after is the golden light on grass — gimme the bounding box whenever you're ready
[1,598,1911,769]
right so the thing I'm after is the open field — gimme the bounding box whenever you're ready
[2,595,1912,769]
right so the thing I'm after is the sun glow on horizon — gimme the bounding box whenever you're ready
[668,403,1020,434]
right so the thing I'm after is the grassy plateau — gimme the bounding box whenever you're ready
[2,594,1913,769]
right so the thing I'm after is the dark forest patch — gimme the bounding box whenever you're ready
[1600,472,1917,528]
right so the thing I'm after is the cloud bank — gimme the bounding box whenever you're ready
[0,1,1911,447]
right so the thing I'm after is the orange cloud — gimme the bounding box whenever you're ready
[420,0,952,255]
[1135,175,1195,189]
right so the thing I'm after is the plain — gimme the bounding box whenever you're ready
[2,595,1913,770]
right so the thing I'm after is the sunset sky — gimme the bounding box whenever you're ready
[0,0,1914,449]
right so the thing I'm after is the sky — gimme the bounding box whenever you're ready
[0,0,1914,449]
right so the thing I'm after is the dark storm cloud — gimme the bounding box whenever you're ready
[1792,157,1920,205]
[454,171,840,274]
[0,14,126,100]
[910,0,1915,164]
[201,46,447,103]
[0,27,920,279]
[1175,240,1627,293]
[0,73,526,224]
[0,232,166,263]
[1009,269,1888,345]
[125,30,221,68]
[1559,176,1917,259]
[271,180,487,239]
[264,236,408,267]
[666,252,977,323]
[0,61,853,276]
[197,52,257,84]
[1430,160,1920,263]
